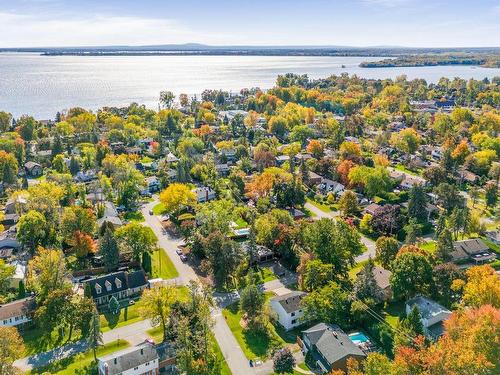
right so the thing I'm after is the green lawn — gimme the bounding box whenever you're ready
[100,302,143,332]
[210,334,232,375]
[259,267,277,283]
[234,217,248,229]
[123,211,145,222]
[222,300,286,360]
[152,202,166,215]
[306,198,332,213]
[27,339,130,375]
[381,300,406,328]
[348,260,369,280]
[22,327,81,356]
[394,164,421,176]
[151,248,179,279]
[419,241,437,253]
[483,237,500,255]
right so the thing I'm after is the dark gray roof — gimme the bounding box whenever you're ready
[84,270,147,299]
[406,296,451,320]
[99,343,158,375]
[303,323,365,367]
[453,238,489,256]
[271,291,306,314]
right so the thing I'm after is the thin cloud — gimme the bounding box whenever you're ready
[0,11,208,47]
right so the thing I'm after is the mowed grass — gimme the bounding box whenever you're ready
[151,248,179,279]
[152,202,166,215]
[99,302,143,332]
[27,339,130,375]
[22,327,81,356]
[306,198,332,213]
[222,299,286,360]
[123,210,145,222]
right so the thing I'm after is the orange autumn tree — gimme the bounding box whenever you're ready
[71,231,96,259]
[452,264,500,308]
[245,167,291,200]
[306,139,324,158]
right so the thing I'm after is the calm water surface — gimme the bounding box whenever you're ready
[1,53,499,119]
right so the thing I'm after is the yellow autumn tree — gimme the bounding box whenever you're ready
[159,183,196,214]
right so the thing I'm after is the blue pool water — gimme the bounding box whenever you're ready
[349,332,370,344]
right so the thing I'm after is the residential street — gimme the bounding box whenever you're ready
[304,202,376,262]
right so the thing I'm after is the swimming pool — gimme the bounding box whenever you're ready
[349,332,370,344]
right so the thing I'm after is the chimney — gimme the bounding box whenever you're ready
[205,188,208,202]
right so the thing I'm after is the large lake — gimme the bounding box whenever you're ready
[1,53,500,119]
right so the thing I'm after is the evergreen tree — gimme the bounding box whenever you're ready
[300,160,309,185]
[436,228,453,262]
[87,308,103,361]
[404,218,421,244]
[99,227,119,270]
[52,135,63,156]
[69,156,80,176]
[108,296,120,315]
[408,185,428,222]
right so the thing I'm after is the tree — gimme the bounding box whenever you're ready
[35,287,73,333]
[306,139,324,158]
[302,281,351,326]
[87,308,102,361]
[17,210,47,253]
[390,252,433,300]
[404,219,421,245]
[27,248,70,301]
[273,348,296,374]
[353,258,385,304]
[0,151,18,185]
[407,185,428,222]
[71,231,96,259]
[0,260,15,298]
[99,227,119,270]
[434,182,462,213]
[338,190,359,217]
[0,111,12,132]
[159,183,196,215]
[108,296,120,315]
[371,205,404,236]
[240,284,265,322]
[60,206,96,244]
[435,228,453,262]
[390,128,421,155]
[375,236,399,269]
[432,263,464,307]
[159,90,175,108]
[485,182,498,208]
[304,218,363,281]
[0,326,25,374]
[139,285,178,342]
[203,231,241,288]
[69,156,80,175]
[456,265,500,308]
[300,259,335,292]
[115,223,157,261]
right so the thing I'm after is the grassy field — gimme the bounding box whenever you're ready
[380,300,406,328]
[27,339,130,375]
[259,267,277,283]
[152,202,166,215]
[151,248,179,279]
[348,259,369,280]
[222,299,286,360]
[419,241,437,253]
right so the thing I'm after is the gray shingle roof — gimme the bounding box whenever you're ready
[303,323,365,367]
[270,291,306,314]
[99,342,158,375]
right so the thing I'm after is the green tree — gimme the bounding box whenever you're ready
[375,236,399,269]
[240,284,265,322]
[485,183,498,208]
[390,252,434,300]
[0,326,25,374]
[436,228,454,262]
[87,308,102,361]
[99,227,119,270]
[353,258,385,304]
[302,281,351,326]
[60,206,96,244]
[408,185,428,222]
[338,190,359,217]
[0,111,12,132]
[0,260,15,298]
[115,223,157,261]
[273,348,296,374]
[139,285,178,342]
[17,210,47,253]
[108,296,120,315]
[300,259,335,292]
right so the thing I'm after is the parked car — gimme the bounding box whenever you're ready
[180,254,188,262]
[176,248,183,255]
[149,209,153,215]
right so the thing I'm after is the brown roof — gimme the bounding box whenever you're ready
[453,239,489,256]
[372,266,392,290]
[0,297,35,320]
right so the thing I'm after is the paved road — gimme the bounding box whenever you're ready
[304,202,376,262]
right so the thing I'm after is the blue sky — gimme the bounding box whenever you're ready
[1,0,499,47]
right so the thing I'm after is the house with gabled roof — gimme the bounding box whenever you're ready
[270,291,307,330]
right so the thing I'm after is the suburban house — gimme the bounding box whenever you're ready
[98,341,160,375]
[83,270,148,307]
[406,296,452,339]
[0,296,35,328]
[485,230,500,245]
[75,170,98,183]
[270,291,307,331]
[24,161,43,178]
[192,186,216,203]
[318,179,345,196]
[0,230,21,253]
[357,266,392,301]
[363,203,381,216]
[450,238,496,265]
[97,201,123,228]
[145,176,160,193]
[301,323,366,373]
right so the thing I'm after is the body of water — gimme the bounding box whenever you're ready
[1,53,499,119]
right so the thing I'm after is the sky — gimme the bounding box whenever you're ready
[1,0,499,48]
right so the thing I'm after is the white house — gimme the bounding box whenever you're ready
[270,291,307,330]
[0,296,35,327]
[98,342,159,375]
[406,296,452,339]
[192,186,216,203]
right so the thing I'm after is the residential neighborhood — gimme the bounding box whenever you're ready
[0,70,499,375]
